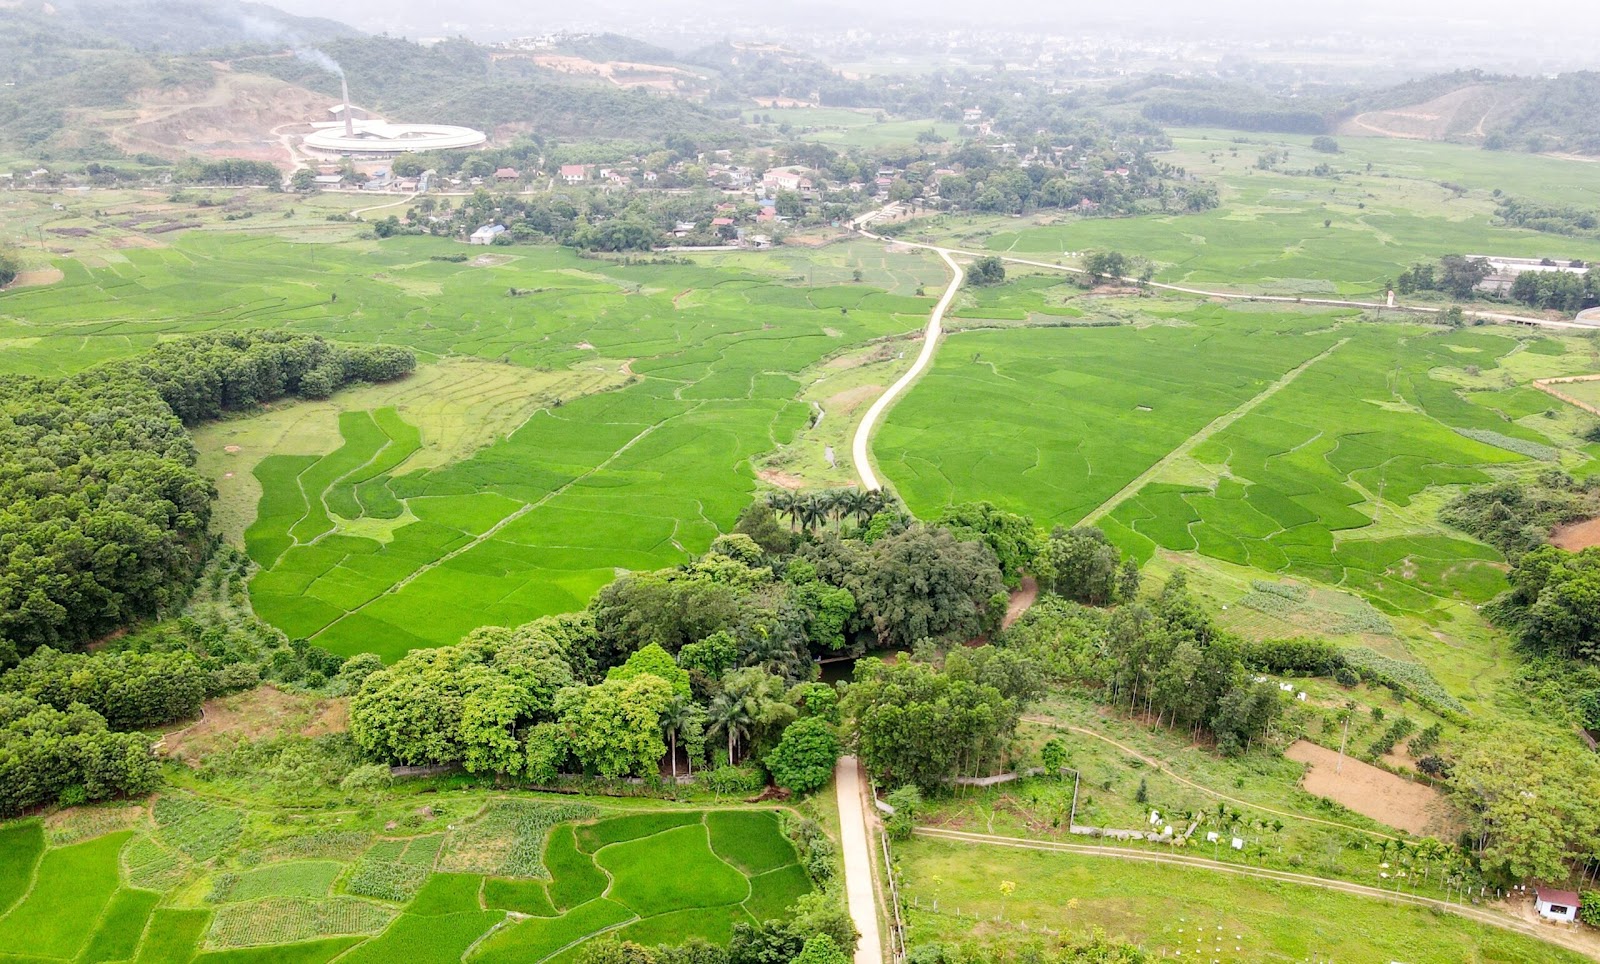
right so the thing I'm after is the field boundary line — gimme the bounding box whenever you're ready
[1021,717,1398,840]
[910,827,1595,956]
[850,248,963,491]
[1077,337,1350,526]
[311,403,703,642]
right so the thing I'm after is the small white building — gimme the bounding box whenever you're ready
[469,224,506,245]
[1535,886,1581,923]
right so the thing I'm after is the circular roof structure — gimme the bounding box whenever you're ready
[303,120,487,156]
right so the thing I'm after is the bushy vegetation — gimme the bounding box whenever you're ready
[1442,472,1600,559]
[0,693,160,815]
[1497,546,1600,663]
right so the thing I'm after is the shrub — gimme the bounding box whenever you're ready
[885,785,921,841]
[765,718,840,795]
[703,766,766,796]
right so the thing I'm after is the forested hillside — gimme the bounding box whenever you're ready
[0,333,414,663]
[234,37,744,142]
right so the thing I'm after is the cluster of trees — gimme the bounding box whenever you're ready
[966,257,1006,287]
[0,333,413,661]
[0,694,161,816]
[930,148,1217,218]
[240,37,741,145]
[1508,267,1599,313]
[843,646,1041,790]
[172,158,282,187]
[2,647,207,730]
[348,502,1013,788]
[1394,256,1491,300]
[1494,197,1600,238]
[1132,78,1332,134]
[1003,572,1285,755]
[1442,472,1600,559]
[1452,731,1600,884]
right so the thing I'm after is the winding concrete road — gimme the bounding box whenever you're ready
[835,756,884,964]
[850,248,964,492]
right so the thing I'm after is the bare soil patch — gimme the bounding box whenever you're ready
[1552,517,1600,551]
[824,383,884,415]
[758,468,806,490]
[162,684,348,765]
[1285,740,1458,837]
[10,267,64,288]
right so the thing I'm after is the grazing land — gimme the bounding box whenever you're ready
[0,803,811,963]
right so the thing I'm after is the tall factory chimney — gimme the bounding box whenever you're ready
[340,74,354,137]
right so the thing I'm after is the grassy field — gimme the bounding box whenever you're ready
[743,107,959,149]
[891,132,1600,297]
[0,803,812,964]
[896,834,1589,963]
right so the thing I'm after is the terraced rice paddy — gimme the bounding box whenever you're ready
[0,804,811,964]
[879,298,1600,623]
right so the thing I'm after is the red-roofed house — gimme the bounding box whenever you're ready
[711,217,735,227]
[560,165,588,185]
[1535,886,1581,923]
[495,167,519,181]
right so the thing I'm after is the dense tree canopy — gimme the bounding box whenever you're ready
[0,332,414,662]
[0,693,160,816]
[1499,546,1600,663]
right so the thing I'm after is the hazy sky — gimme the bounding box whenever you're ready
[263,0,1600,70]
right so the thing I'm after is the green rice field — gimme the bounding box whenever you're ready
[0,221,947,659]
[0,804,811,964]
[878,296,1600,630]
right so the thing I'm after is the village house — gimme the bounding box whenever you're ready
[494,167,519,181]
[761,166,813,196]
[1534,886,1581,924]
[559,165,588,185]
[469,224,507,245]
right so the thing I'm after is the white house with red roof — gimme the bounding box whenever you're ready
[1534,886,1581,923]
[559,165,588,185]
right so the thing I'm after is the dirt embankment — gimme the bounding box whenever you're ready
[1552,518,1600,551]
[109,68,330,166]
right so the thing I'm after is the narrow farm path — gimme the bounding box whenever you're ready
[850,247,964,491]
[352,192,420,220]
[835,756,884,964]
[1022,716,1398,841]
[911,827,1600,959]
[1077,336,1350,527]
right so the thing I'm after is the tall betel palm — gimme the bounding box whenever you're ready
[708,691,755,765]
[659,694,705,780]
[766,490,800,531]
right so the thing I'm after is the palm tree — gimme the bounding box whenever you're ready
[660,695,698,781]
[767,491,799,531]
[708,691,755,766]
